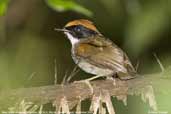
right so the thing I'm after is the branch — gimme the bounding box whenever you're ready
[0,67,171,111]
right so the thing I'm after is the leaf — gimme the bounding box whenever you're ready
[0,0,9,16]
[45,0,92,17]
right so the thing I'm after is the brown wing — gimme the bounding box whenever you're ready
[74,36,136,79]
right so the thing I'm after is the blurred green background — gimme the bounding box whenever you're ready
[0,0,170,113]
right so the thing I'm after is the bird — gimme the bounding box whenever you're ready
[56,19,137,82]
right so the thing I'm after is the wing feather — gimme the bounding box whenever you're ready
[74,36,136,79]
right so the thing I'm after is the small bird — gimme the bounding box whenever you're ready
[56,19,136,81]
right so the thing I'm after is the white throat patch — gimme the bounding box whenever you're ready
[64,32,79,45]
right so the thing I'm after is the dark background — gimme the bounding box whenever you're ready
[0,0,170,113]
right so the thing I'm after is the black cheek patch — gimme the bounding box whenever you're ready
[65,25,98,39]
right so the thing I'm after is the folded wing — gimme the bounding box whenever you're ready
[75,36,136,79]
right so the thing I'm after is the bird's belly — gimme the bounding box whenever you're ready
[77,60,113,76]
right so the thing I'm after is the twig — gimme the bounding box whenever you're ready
[153,53,165,72]
[54,59,58,85]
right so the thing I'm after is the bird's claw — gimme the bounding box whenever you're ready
[74,79,94,94]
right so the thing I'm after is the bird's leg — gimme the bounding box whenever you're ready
[84,75,105,81]
[74,75,105,94]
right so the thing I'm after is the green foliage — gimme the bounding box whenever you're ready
[0,0,9,16]
[124,2,168,55]
[45,0,92,17]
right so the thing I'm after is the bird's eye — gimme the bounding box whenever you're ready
[75,26,81,32]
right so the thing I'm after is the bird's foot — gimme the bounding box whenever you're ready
[106,77,116,86]
[74,79,94,94]
[74,75,104,94]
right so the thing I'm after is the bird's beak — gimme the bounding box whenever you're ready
[54,28,70,33]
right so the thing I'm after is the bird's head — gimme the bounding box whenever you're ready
[56,19,102,45]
